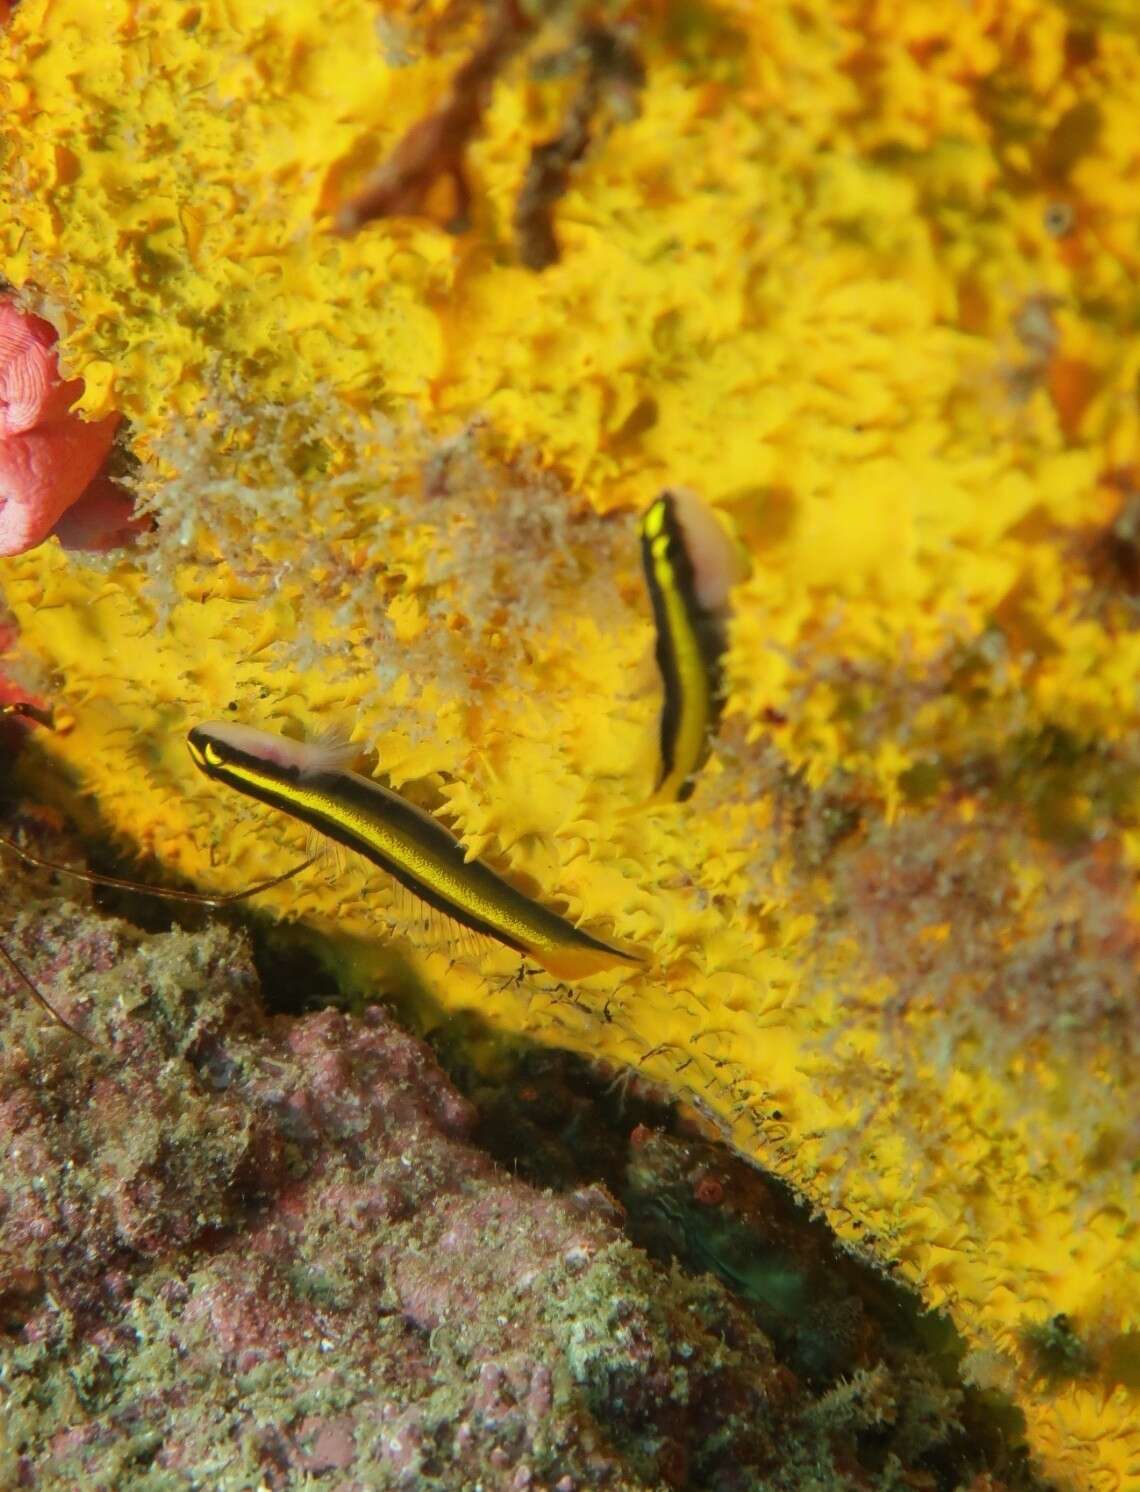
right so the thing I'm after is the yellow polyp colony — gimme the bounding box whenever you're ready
[2,1,1140,1484]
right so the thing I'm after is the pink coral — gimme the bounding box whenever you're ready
[0,298,139,555]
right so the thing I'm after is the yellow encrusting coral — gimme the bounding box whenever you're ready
[3,1,1140,1485]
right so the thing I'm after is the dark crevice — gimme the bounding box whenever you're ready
[424,1011,1055,1492]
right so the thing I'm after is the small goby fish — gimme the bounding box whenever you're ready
[186,721,640,981]
[640,488,749,802]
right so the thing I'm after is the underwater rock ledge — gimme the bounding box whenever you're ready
[0,801,1039,1492]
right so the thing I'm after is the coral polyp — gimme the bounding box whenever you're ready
[1,1,1139,1486]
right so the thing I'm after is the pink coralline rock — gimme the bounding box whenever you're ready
[0,793,1031,1491]
[0,298,142,554]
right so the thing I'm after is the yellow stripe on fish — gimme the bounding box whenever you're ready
[640,489,748,803]
[186,721,640,981]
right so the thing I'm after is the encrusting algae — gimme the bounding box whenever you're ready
[2,0,1140,1486]
[0,796,1050,1489]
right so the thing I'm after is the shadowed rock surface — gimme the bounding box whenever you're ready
[0,789,1039,1491]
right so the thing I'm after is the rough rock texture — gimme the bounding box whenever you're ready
[0,788,1037,1492]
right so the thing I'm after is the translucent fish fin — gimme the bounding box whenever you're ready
[305,824,343,882]
[298,726,359,778]
[440,909,492,959]
[353,853,498,966]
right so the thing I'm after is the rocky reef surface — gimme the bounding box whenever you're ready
[1,773,1044,1492]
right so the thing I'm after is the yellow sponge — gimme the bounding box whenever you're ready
[3,2,1139,1484]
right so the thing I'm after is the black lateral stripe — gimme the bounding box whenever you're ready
[641,497,729,785]
[659,501,729,690]
[311,770,536,951]
[320,771,627,959]
[213,762,532,952]
[642,521,684,783]
[206,749,629,964]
